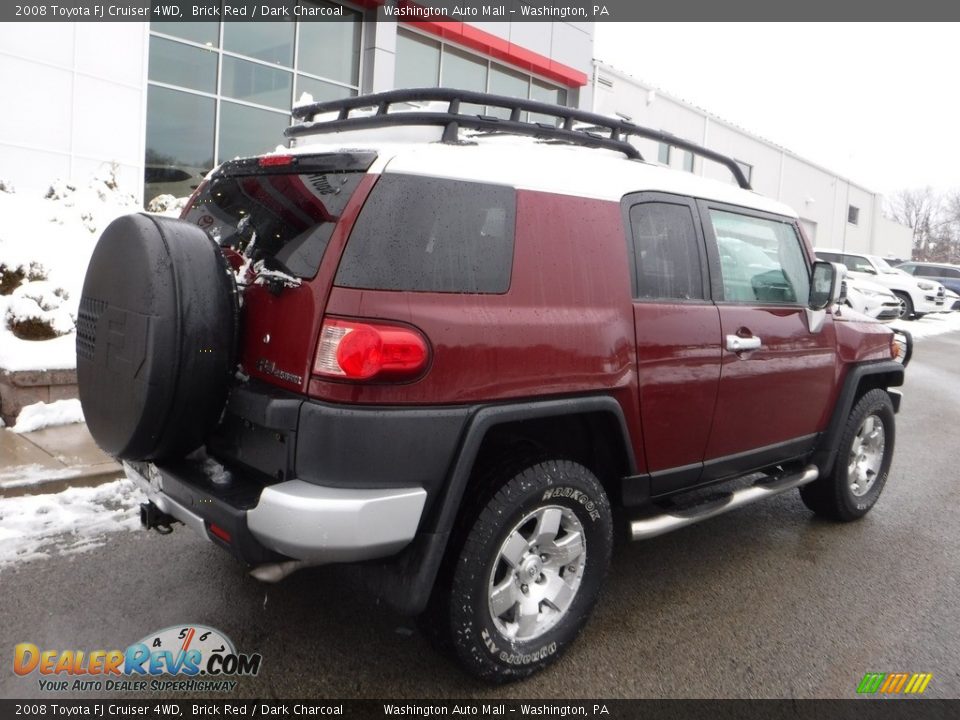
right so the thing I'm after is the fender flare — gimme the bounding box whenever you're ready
[425,395,637,536]
[355,395,636,616]
[812,360,904,476]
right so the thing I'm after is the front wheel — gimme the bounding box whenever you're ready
[801,388,895,521]
[893,291,915,320]
[437,458,612,682]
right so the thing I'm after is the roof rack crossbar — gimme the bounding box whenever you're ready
[288,88,752,190]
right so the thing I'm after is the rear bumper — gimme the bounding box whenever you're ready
[125,382,470,568]
[125,458,426,566]
[247,480,426,562]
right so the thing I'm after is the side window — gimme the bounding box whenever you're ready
[336,175,515,294]
[843,255,876,274]
[919,265,942,277]
[629,202,705,301]
[709,210,810,305]
[899,263,917,275]
[943,268,960,279]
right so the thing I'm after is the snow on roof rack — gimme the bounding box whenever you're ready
[287,88,753,190]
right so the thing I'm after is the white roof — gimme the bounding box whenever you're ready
[286,130,798,218]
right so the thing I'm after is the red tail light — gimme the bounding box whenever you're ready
[259,154,295,167]
[313,318,429,381]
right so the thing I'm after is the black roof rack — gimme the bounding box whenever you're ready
[287,88,752,190]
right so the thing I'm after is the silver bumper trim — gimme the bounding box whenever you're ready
[125,461,427,565]
[247,480,426,563]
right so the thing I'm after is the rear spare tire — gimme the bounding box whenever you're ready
[77,213,237,461]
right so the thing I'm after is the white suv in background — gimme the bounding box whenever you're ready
[816,249,946,319]
[842,275,901,321]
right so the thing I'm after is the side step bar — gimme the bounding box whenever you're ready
[630,465,819,541]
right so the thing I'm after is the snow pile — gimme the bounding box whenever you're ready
[11,399,85,434]
[0,167,141,371]
[0,307,79,371]
[5,280,75,339]
[890,311,960,340]
[252,259,302,289]
[203,457,232,485]
[293,91,314,109]
[0,478,143,569]
[146,193,187,214]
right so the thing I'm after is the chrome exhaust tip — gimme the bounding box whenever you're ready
[249,560,308,583]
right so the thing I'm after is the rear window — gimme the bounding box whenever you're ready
[335,174,516,293]
[182,154,372,279]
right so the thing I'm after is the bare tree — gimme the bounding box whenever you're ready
[886,188,960,263]
[941,191,960,262]
[887,188,939,260]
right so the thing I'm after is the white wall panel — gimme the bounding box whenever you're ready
[0,22,74,66]
[0,56,73,152]
[74,23,145,87]
[72,75,143,165]
[0,23,147,200]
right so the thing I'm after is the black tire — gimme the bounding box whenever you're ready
[432,457,612,682]
[77,214,238,461]
[800,388,895,521]
[893,291,914,320]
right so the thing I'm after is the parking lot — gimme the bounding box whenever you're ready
[2,331,959,700]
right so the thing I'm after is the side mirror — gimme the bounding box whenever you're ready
[809,260,842,310]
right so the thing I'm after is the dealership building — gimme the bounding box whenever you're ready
[0,8,910,256]
[591,62,912,258]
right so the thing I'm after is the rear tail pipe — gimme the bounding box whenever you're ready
[140,502,178,535]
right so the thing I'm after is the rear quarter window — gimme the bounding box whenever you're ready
[335,174,516,293]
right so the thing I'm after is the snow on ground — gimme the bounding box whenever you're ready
[0,297,83,372]
[889,310,960,340]
[0,478,143,570]
[0,465,81,491]
[10,399,84,434]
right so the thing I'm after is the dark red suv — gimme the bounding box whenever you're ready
[78,89,910,682]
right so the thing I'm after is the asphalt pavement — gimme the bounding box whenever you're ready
[2,333,959,700]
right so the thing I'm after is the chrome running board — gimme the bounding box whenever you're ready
[630,465,819,541]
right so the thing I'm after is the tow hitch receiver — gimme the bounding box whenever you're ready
[140,502,179,535]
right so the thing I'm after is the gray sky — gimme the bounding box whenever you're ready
[594,23,960,198]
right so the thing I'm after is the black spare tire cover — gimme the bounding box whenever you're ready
[77,213,238,461]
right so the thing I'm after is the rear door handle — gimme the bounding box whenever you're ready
[726,334,762,352]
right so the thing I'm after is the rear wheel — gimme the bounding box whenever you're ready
[429,457,612,682]
[801,388,895,521]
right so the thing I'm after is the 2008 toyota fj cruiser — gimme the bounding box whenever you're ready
[78,89,910,682]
